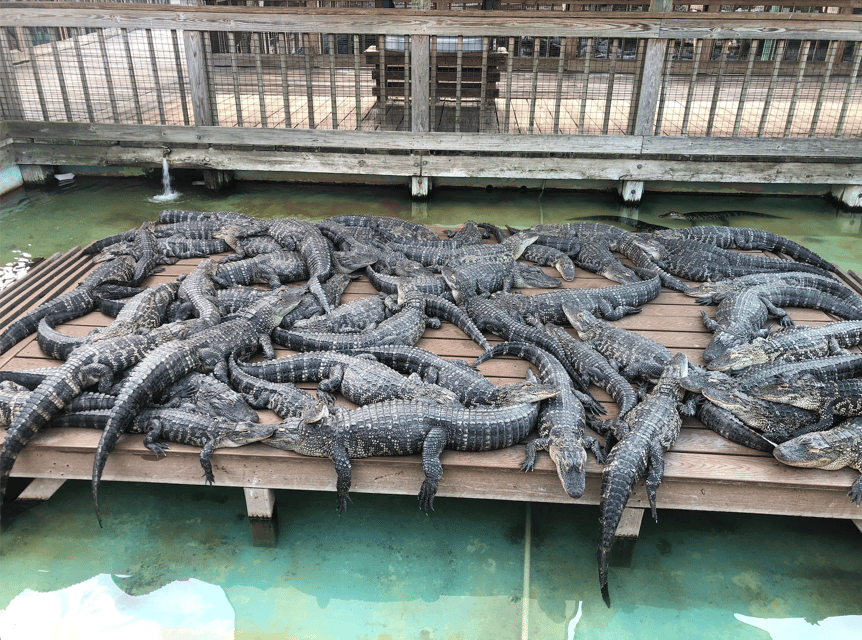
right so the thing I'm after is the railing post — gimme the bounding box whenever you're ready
[183,27,232,190]
[624,0,672,203]
[411,0,431,200]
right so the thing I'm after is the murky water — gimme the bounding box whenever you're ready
[1,177,862,638]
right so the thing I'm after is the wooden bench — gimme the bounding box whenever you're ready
[2,232,862,545]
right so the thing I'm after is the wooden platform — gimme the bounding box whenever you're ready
[2,230,862,541]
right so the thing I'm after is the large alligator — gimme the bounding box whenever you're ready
[383,231,537,268]
[685,272,862,309]
[694,400,776,452]
[175,258,221,326]
[490,267,661,324]
[654,226,836,273]
[707,320,862,372]
[265,380,558,513]
[772,416,862,505]
[473,341,603,499]
[232,349,460,407]
[659,210,786,223]
[701,284,862,362]
[90,288,305,525]
[649,236,835,282]
[439,260,562,300]
[326,214,442,242]
[478,222,577,280]
[0,255,138,357]
[598,353,689,607]
[227,350,317,417]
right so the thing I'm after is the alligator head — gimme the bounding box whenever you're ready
[503,231,540,259]
[773,428,857,471]
[707,341,772,372]
[561,304,598,335]
[546,424,589,499]
[219,420,279,447]
[492,377,559,407]
[514,264,562,289]
[751,377,822,411]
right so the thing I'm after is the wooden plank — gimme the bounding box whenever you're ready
[4,6,862,41]
[16,477,66,502]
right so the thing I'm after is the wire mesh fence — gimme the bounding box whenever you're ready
[1,16,860,138]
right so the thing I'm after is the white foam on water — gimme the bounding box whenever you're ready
[0,573,234,640]
[735,612,862,639]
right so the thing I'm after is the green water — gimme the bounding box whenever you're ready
[1,177,862,638]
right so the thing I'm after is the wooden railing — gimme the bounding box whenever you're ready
[1,2,861,197]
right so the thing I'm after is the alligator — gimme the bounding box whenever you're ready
[701,353,862,394]
[218,234,283,262]
[706,320,862,372]
[383,231,537,268]
[541,322,639,422]
[653,226,837,273]
[131,221,174,286]
[0,319,196,517]
[490,267,661,325]
[155,370,260,423]
[232,348,460,407]
[0,255,138,357]
[753,377,862,432]
[365,266,452,300]
[227,350,317,417]
[772,416,862,505]
[291,292,397,333]
[349,345,511,408]
[700,284,862,362]
[562,304,674,383]
[439,257,562,300]
[137,409,277,484]
[598,352,689,607]
[473,341,604,498]
[326,214,442,242]
[658,210,786,224]
[272,283,433,353]
[568,215,670,234]
[174,258,222,326]
[264,380,558,513]
[91,288,305,525]
[648,236,836,282]
[477,222,577,281]
[693,378,819,442]
[213,250,308,289]
[267,217,341,313]
[694,399,776,452]
[441,220,487,245]
[684,272,862,308]
[450,284,596,401]
[157,209,260,225]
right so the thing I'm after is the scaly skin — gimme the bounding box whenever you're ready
[265,382,557,513]
[473,342,604,499]
[753,377,862,431]
[772,417,862,504]
[91,289,304,526]
[685,273,862,308]
[598,353,689,607]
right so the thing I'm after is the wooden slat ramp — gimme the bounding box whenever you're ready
[2,231,861,543]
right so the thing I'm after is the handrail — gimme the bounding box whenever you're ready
[2,3,861,40]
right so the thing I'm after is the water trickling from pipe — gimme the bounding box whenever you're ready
[150,157,180,202]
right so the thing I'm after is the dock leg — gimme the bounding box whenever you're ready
[610,507,644,568]
[852,519,862,536]
[830,185,862,211]
[19,164,52,185]
[203,169,233,191]
[411,175,430,200]
[618,180,644,205]
[243,487,278,547]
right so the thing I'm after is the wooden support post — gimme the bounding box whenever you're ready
[16,478,66,503]
[633,0,671,136]
[411,35,430,133]
[610,507,644,568]
[830,185,862,212]
[853,519,862,536]
[618,179,644,205]
[20,164,53,185]
[243,487,278,547]
[183,30,231,190]
[411,175,430,200]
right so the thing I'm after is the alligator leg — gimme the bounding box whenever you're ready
[700,310,721,332]
[521,437,550,472]
[200,438,217,485]
[645,441,665,522]
[849,474,862,506]
[418,426,448,513]
[143,420,169,458]
[330,446,352,513]
[760,297,794,327]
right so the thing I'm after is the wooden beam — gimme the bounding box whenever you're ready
[2,5,861,41]
[16,478,66,502]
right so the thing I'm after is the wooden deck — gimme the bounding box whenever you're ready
[2,230,862,542]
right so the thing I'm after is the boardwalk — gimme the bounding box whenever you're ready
[2,229,861,543]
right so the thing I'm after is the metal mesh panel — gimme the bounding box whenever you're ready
[6,26,191,125]
[655,38,862,137]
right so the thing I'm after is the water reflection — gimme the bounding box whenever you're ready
[0,574,234,639]
[735,612,862,639]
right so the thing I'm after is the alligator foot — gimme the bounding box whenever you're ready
[418,480,437,513]
[850,475,862,506]
[337,492,352,514]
